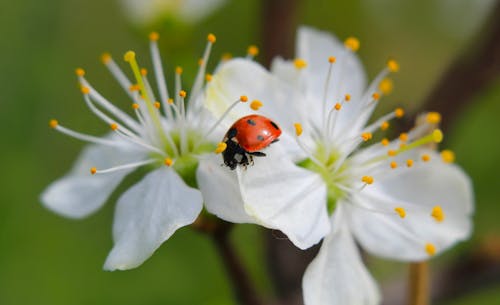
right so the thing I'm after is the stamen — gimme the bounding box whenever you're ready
[100,53,111,64]
[203,96,248,138]
[361,132,372,142]
[372,92,380,101]
[50,121,120,146]
[345,94,351,102]
[387,59,400,73]
[250,100,263,110]
[246,45,259,59]
[294,123,303,136]
[361,176,374,184]
[394,207,406,218]
[221,53,232,61]
[381,138,390,146]
[92,158,158,175]
[334,103,342,111]
[379,78,393,95]
[154,102,161,109]
[215,142,227,154]
[149,32,173,118]
[75,68,85,77]
[188,33,217,109]
[294,58,307,69]
[328,56,336,63]
[399,133,408,142]
[344,37,360,52]
[90,167,97,175]
[164,157,173,166]
[425,243,436,256]
[431,205,445,222]
[395,108,405,118]
[426,112,441,124]
[387,149,397,157]
[205,74,213,82]
[406,159,414,167]
[421,154,431,162]
[441,150,455,163]
[390,161,398,169]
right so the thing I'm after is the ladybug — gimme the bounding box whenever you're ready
[222,114,282,170]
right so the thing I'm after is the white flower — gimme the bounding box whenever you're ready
[202,26,474,304]
[41,33,230,271]
[120,0,227,26]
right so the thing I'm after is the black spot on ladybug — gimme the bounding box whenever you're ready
[247,119,256,126]
[270,121,280,130]
[257,135,265,141]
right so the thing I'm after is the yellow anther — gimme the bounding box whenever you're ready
[388,149,397,157]
[240,95,248,102]
[395,108,405,118]
[164,158,173,166]
[432,129,443,143]
[328,56,336,63]
[380,121,390,131]
[379,78,393,95]
[198,58,204,66]
[426,112,442,124]
[110,123,118,131]
[168,98,174,104]
[49,119,58,129]
[387,59,400,72]
[361,132,372,142]
[390,161,398,169]
[361,176,374,185]
[441,150,455,163]
[140,68,147,76]
[431,205,445,222]
[129,84,140,92]
[344,94,351,102]
[372,92,380,100]
[399,143,407,149]
[100,53,111,64]
[205,74,213,82]
[175,66,183,75]
[334,103,342,111]
[215,142,227,154]
[132,103,140,109]
[425,243,436,256]
[294,58,307,69]
[75,68,85,77]
[247,45,259,56]
[179,90,187,98]
[221,53,232,61]
[381,138,390,146]
[399,132,408,142]
[154,102,161,109]
[406,159,414,167]
[394,207,406,218]
[124,51,136,62]
[344,37,360,51]
[250,100,263,110]
[207,33,216,43]
[149,31,159,41]
[90,167,97,175]
[81,86,90,95]
[422,154,431,162]
[294,123,303,136]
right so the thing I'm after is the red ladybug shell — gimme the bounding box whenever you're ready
[227,114,281,152]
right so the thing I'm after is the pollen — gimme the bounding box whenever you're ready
[149,31,159,41]
[406,159,414,167]
[431,205,445,222]
[164,158,173,166]
[250,100,263,110]
[80,86,90,95]
[240,95,248,102]
[361,132,372,141]
[381,138,390,146]
[387,59,400,72]
[344,94,351,101]
[110,123,118,131]
[426,112,442,124]
[390,161,398,169]
[380,121,390,131]
[168,98,174,104]
[215,142,227,154]
[422,154,431,162]
[49,119,58,129]
[221,53,232,61]
[140,68,147,76]
[100,53,111,64]
[372,92,380,100]
[294,58,307,69]
[175,66,183,75]
[388,149,397,157]
[132,103,140,109]
[129,84,140,92]
[207,33,216,43]
[328,56,336,63]
[124,51,136,62]
[179,90,187,98]
[379,78,393,95]
[334,103,342,111]
[205,74,213,82]
[432,129,443,143]
[399,133,408,142]
[75,68,85,77]
[344,37,360,52]
[90,167,97,175]
[395,108,405,118]
[247,45,259,56]
[441,150,455,163]
[154,102,161,109]
[294,123,303,136]
[361,176,374,184]
[394,207,406,218]
[198,58,204,66]
[425,243,436,256]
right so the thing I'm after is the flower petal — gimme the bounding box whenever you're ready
[303,204,380,305]
[196,154,254,223]
[348,150,474,261]
[40,142,145,219]
[237,145,330,249]
[104,167,202,270]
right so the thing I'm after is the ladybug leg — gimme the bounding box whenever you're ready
[249,151,266,157]
[271,138,280,144]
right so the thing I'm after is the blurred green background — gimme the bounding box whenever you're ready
[1,0,499,304]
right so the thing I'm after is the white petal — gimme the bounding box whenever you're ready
[237,145,330,249]
[104,167,202,270]
[348,150,474,261]
[40,142,144,219]
[196,154,254,223]
[303,205,380,305]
